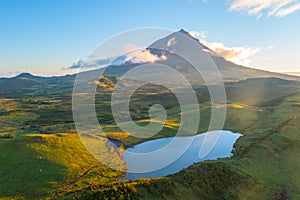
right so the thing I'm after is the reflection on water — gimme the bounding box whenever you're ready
[122,130,242,180]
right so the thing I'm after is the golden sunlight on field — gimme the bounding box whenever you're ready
[215,103,252,109]
[137,119,180,128]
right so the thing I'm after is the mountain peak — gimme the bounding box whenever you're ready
[15,73,36,79]
[176,29,201,42]
[175,29,210,51]
[178,29,189,34]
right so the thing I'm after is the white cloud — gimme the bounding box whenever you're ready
[65,56,127,69]
[204,42,260,66]
[275,2,300,16]
[189,31,260,66]
[124,43,167,63]
[131,49,167,63]
[167,37,178,47]
[228,0,300,17]
[188,31,207,40]
[65,43,168,70]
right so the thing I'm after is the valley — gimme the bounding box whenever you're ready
[1,29,300,200]
[1,73,300,199]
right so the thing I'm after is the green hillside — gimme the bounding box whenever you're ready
[0,78,45,95]
[0,76,300,199]
[58,78,300,199]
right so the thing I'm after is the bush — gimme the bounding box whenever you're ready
[0,133,14,139]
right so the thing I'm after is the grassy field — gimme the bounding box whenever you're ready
[58,78,300,199]
[0,77,300,199]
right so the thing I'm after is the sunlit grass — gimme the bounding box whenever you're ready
[137,119,181,128]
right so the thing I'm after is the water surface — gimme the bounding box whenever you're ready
[122,130,242,180]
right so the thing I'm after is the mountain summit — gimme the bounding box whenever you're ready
[103,29,299,83]
[1,29,299,94]
[15,73,37,79]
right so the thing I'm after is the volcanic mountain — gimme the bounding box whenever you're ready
[1,29,299,96]
[104,29,299,83]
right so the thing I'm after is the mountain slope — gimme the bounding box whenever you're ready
[1,29,299,95]
[15,72,76,85]
[102,29,299,83]
[0,77,46,97]
[51,77,300,200]
[147,29,300,82]
[0,73,77,97]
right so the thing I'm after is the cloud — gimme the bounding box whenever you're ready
[167,37,178,47]
[188,31,207,40]
[123,42,168,63]
[275,2,300,16]
[203,41,260,66]
[190,31,260,66]
[66,59,109,69]
[65,43,167,69]
[228,0,300,17]
[123,43,167,63]
[64,43,136,70]
[131,49,167,63]
[65,56,127,70]
[67,60,87,69]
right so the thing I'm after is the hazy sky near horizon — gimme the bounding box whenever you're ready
[0,0,300,77]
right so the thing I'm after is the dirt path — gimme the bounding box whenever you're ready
[52,138,125,198]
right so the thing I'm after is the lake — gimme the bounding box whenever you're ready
[122,130,242,180]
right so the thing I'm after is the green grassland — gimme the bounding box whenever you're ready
[0,77,300,199]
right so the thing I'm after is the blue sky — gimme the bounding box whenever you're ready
[0,0,300,77]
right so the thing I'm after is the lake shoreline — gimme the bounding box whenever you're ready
[122,130,242,180]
